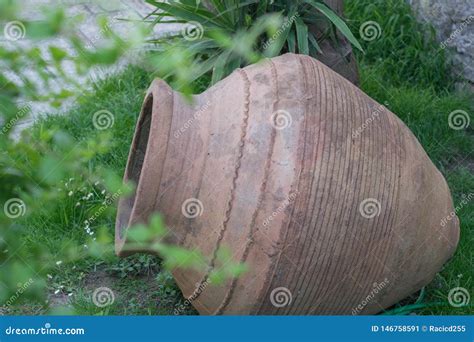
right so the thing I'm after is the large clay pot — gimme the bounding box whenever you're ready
[115,53,459,315]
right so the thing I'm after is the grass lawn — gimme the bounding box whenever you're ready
[8,0,473,315]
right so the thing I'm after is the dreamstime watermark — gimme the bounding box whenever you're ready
[174,100,211,138]
[262,13,300,50]
[4,278,34,307]
[262,191,298,227]
[5,323,85,336]
[181,198,204,219]
[352,278,390,315]
[448,109,470,130]
[359,198,381,219]
[448,287,470,308]
[3,20,26,41]
[92,287,115,307]
[440,192,473,228]
[352,102,389,138]
[92,109,114,130]
[359,21,382,41]
[270,287,292,308]
[181,21,204,41]
[174,279,211,315]
[85,189,122,227]
[440,16,474,49]
[4,198,26,219]
[270,109,292,130]
[1,103,31,135]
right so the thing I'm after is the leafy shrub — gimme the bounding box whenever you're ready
[145,0,362,84]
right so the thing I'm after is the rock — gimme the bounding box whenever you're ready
[407,0,474,86]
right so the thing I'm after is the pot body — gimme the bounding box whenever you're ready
[116,53,459,315]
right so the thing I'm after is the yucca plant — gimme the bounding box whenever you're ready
[145,0,362,85]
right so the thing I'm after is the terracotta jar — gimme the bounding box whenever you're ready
[115,53,459,315]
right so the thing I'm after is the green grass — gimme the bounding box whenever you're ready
[9,0,473,315]
[345,0,455,92]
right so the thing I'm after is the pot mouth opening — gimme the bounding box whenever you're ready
[116,93,153,243]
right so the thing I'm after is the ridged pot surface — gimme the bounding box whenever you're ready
[115,53,459,315]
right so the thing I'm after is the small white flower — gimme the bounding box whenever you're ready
[54,289,60,294]
[101,190,106,195]
[68,191,73,196]
[75,202,80,207]
[94,181,100,186]
[56,260,62,265]
[47,274,53,279]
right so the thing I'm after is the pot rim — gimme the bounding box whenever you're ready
[115,79,172,256]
